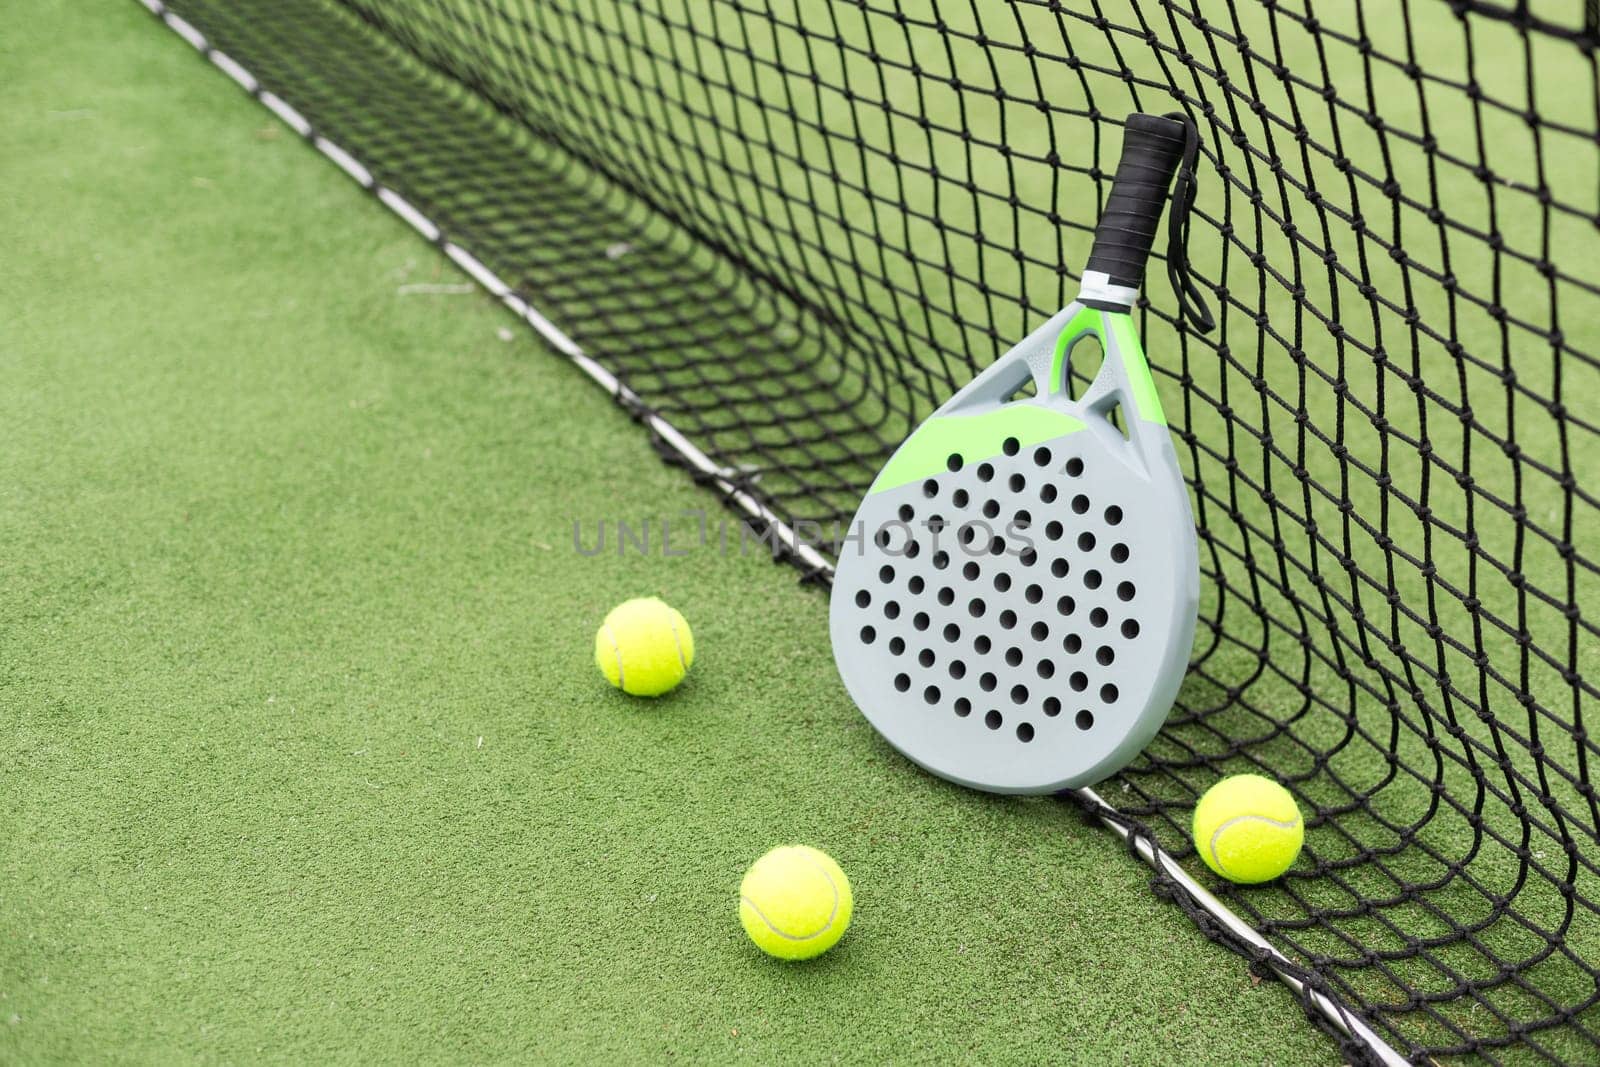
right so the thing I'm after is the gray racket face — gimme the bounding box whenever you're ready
[830,302,1199,794]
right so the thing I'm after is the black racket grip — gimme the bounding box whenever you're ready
[1084,114,1189,290]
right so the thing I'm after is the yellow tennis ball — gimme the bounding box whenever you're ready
[1192,774,1304,884]
[738,845,853,960]
[594,597,694,697]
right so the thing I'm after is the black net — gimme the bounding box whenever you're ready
[141,0,1600,1060]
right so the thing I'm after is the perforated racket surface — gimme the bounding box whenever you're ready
[830,114,1203,794]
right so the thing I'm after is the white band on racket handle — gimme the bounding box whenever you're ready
[1076,270,1139,309]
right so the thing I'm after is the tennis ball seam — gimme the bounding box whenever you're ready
[1207,812,1301,880]
[667,616,688,671]
[600,622,626,690]
[740,854,841,942]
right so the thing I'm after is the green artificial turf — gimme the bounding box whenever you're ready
[0,3,1341,1064]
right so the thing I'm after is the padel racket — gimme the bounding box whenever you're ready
[830,112,1213,794]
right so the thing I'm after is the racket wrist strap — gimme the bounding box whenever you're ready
[1162,114,1216,333]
